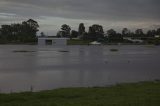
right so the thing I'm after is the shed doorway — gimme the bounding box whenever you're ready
[45,40,52,45]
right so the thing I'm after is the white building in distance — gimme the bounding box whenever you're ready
[38,37,69,46]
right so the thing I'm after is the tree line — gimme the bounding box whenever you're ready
[56,23,104,41]
[0,20,160,44]
[0,19,39,44]
[56,23,160,43]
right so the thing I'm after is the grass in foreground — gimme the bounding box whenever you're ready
[0,81,160,106]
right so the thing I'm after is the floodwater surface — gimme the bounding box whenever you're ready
[0,45,160,93]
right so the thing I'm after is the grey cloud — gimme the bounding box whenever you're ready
[0,0,160,35]
[1,0,160,21]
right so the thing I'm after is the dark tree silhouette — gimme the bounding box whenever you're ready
[78,23,85,37]
[71,30,78,38]
[40,32,45,37]
[135,29,144,37]
[88,24,104,41]
[157,28,160,35]
[147,30,156,37]
[107,29,116,36]
[0,19,39,43]
[122,28,130,37]
[107,29,123,42]
[61,24,71,37]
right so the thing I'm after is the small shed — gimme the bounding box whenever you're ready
[38,37,69,46]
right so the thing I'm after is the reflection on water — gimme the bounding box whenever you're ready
[0,45,160,93]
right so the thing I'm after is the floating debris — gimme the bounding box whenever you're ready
[104,61,108,64]
[110,49,119,52]
[58,50,69,53]
[154,79,160,83]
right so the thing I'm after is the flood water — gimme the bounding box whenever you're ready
[0,45,160,93]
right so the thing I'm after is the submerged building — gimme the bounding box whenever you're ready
[38,37,69,46]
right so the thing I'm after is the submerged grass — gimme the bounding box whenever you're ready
[67,39,91,45]
[0,81,160,106]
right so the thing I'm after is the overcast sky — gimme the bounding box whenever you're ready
[0,0,160,35]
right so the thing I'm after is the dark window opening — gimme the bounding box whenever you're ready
[45,40,52,45]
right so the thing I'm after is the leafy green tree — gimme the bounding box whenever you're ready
[21,19,39,42]
[61,24,71,37]
[90,24,104,34]
[27,19,39,29]
[23,19,39,35]
[88,24,104,41]
[0,19,39,43]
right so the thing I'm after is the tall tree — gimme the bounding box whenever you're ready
[78,23,85,37]
[26,19,39,30]
[122,28,130,37]
[88,24,104,41]
[61,24,71,37]
[0,19,39,43]
[107,29,116,36]
[135,29,144,36]
[90,24,104,34]
[22,19,39,42]
[107,29,123,42]
[25,19,39,35]
[147,30,156,37]
[157,28,160,35]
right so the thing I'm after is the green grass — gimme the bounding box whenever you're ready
[67,39,91,45]
[0,81,160,106]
